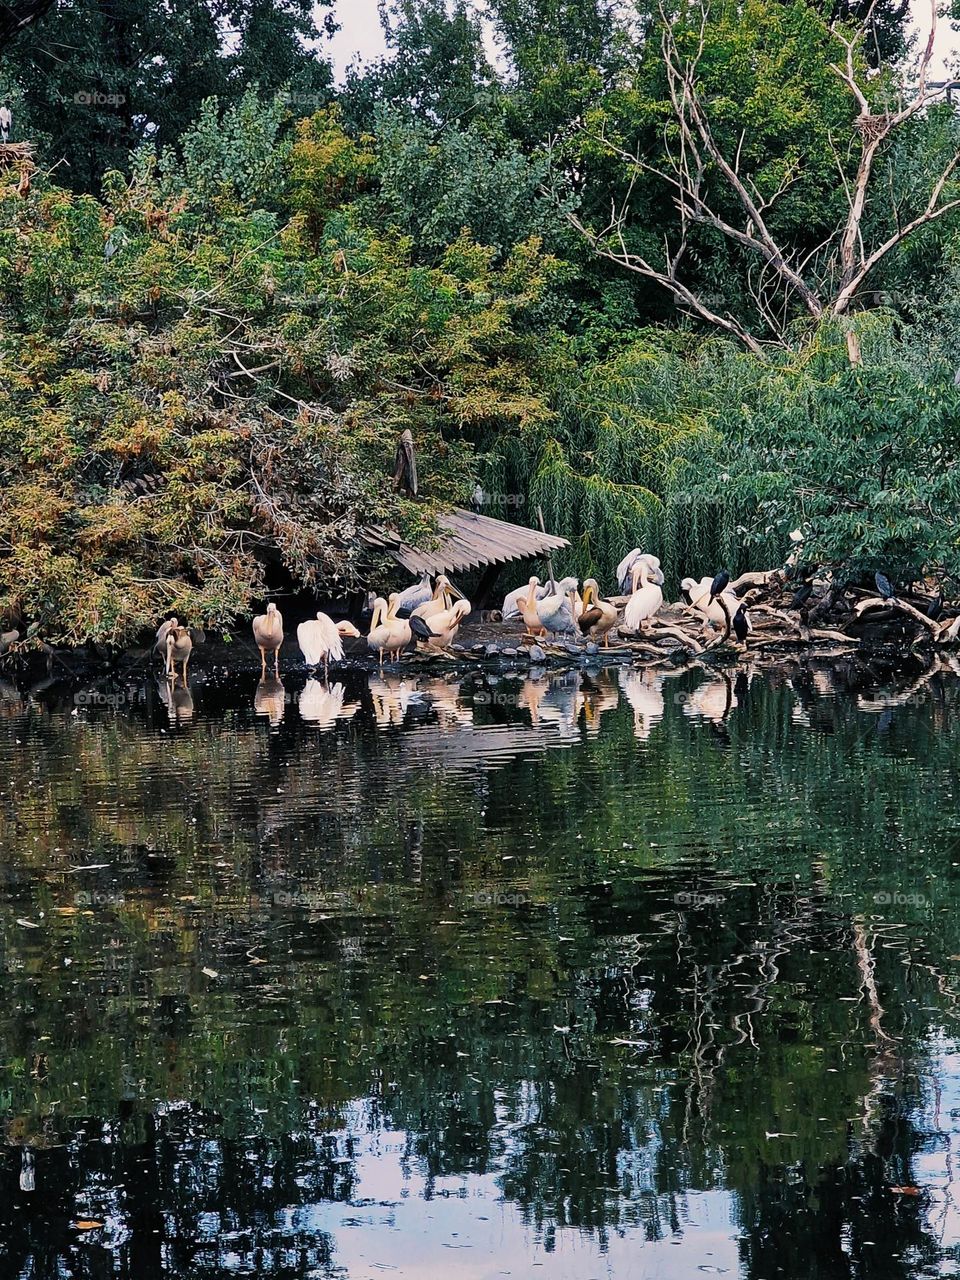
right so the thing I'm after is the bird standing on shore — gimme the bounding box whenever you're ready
[875,572,895,600]
[410,598,472,649]
[732,604,752,645]
[536,580,579,638]
[252,603,284,676]
[617,549,665,592]
[577,579,618,646]
[367,598,413,667]
[623,560,663,632]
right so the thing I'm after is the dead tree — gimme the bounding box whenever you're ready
[567,0,960,363]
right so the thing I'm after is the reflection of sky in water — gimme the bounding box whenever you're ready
[298,1119,739,1279]
[5,660,960,1276]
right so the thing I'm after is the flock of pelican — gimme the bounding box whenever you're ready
[153,547,747,684]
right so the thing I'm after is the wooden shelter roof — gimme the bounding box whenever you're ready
[363,507,568,575]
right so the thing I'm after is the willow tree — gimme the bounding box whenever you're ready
[567,0,960,361]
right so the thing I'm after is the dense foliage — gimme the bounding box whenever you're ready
[2,0,960,641]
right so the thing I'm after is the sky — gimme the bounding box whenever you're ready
[324,0,960,84]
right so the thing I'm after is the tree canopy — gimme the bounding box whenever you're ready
[2,0,960,642]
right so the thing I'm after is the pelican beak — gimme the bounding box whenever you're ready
[582,584,594,607]
[446,580,463,600]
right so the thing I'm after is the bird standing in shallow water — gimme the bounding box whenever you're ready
[252,603,284,677]
[164,626,193,684]
[297,613,360,678]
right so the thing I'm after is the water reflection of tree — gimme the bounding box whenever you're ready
[0,668,959,1273]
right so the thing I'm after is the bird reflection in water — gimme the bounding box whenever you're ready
[299,679,359,731]
[254,677,286,728]
[618,667,666,741]
[419,676,473,728]
[367,673,423,728]
[577,672,620,738]
[157,675,194,724]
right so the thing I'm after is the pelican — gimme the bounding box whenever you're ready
[393,573,434,617]
[411,574,459,621]
[519,576,547,636]
[155,616,178,655]
[617,549,665,592]
[681,576,739,627]
[623,560,663,632]
[252,602,283,676]
[503,577,548,620]
[367,597,413,666]
[536,580,579,638]
[577,579,618,646]
[299,679,359,730]
[164,626,193,683]
[410,598,472,649]
[297,612,360,677]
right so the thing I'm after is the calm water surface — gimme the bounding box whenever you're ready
[1,655,960,1278]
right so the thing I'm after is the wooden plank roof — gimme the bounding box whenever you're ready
[363,507,568,575]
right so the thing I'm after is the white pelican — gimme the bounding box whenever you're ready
[577,579,618,646]
[623,560,663,632]
[367,597,413,666]
[411,598,472,649]
[252,602,284,676]
[681,576,739,628]
[617,549,664,592]
[299,679,359,730]
[164,626,193,683]
[393,573,433,617]
[411,574,459,622]
[297,612,360,677]
[503,576,548,620]
[519,576,547,636]
[155,616,178,655]
[536,580,579,638]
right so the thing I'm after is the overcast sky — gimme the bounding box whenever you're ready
[324,0,959,84]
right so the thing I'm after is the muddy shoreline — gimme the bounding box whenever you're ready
[0,612,945,710]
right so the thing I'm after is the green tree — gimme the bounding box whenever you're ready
[1,0,335,191]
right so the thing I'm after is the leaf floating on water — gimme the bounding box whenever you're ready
[201,967,219,979]
[72,1220,104,1231]
[889,1185,921,1195]
[16,918,39,929]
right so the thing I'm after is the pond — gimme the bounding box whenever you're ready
[0,654,959,1278]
